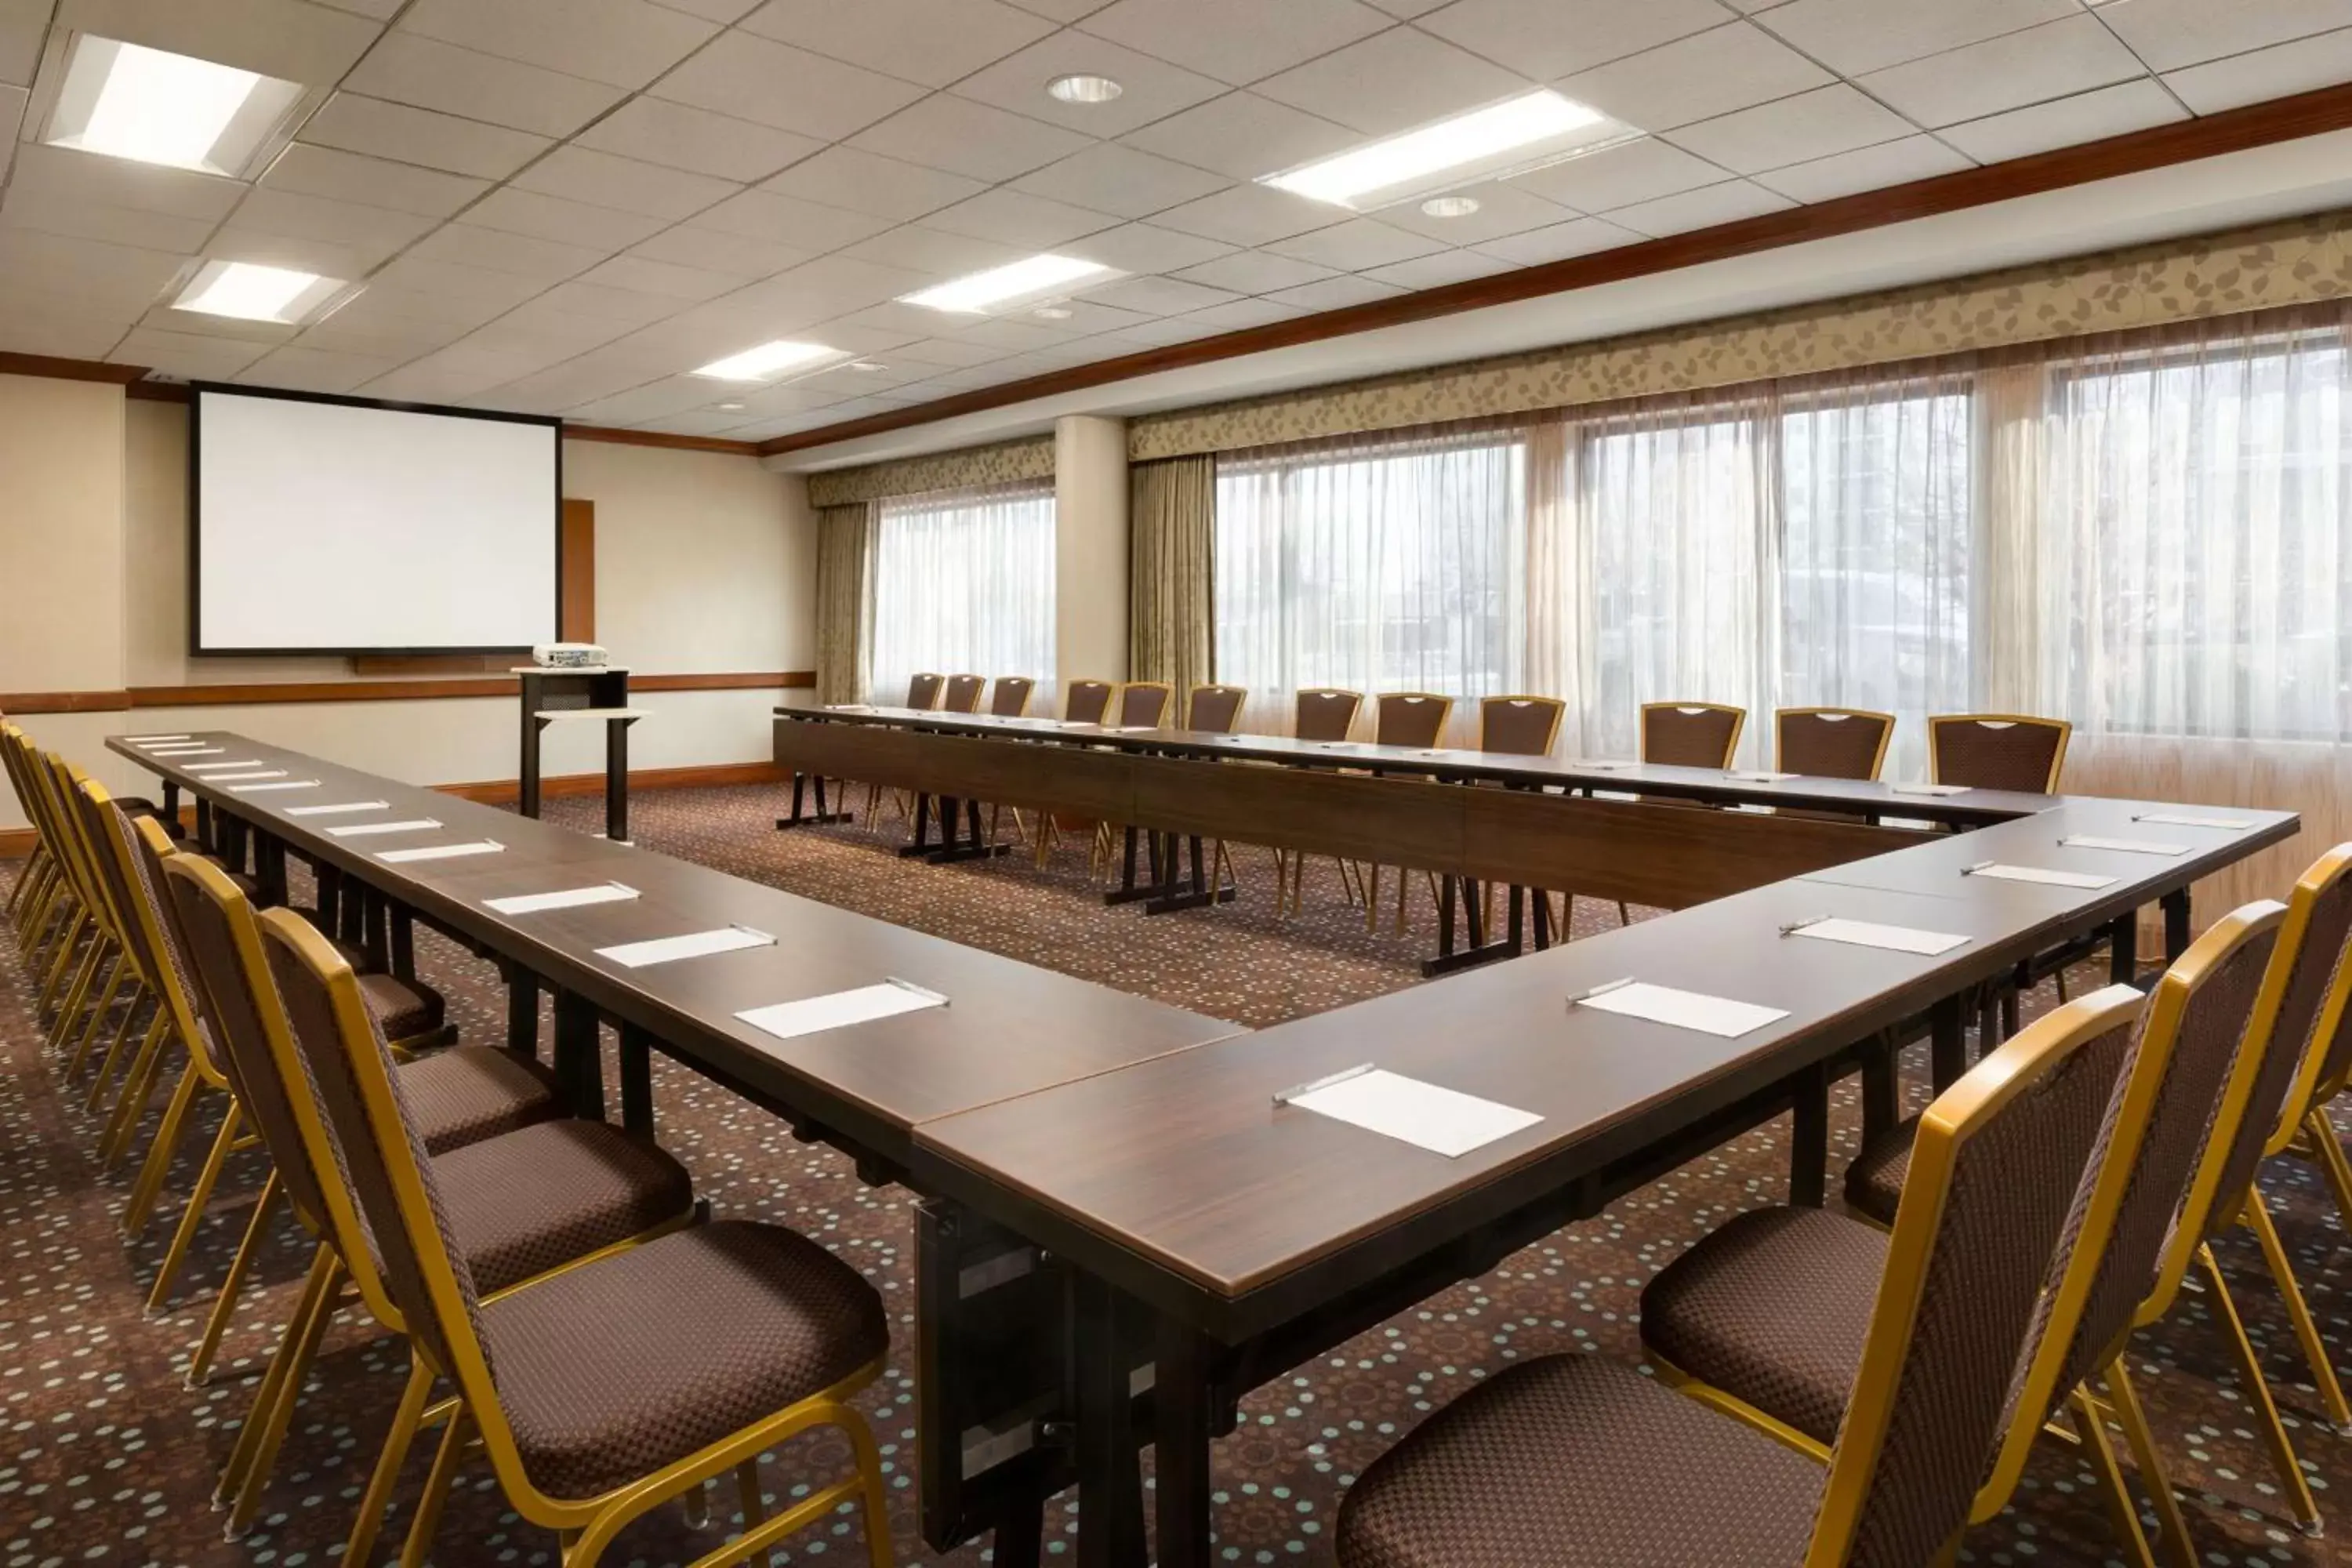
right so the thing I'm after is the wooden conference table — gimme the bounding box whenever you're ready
[114,730,2294,1568]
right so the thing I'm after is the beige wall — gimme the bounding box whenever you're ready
[1054,414,1129,691]
[4,382,816,830]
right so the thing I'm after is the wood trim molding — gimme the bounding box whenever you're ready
[1,671,813,714]
[0,351,149,386]
[757,80,2352,458]
[125,379,191,401]
[560,423,763,456]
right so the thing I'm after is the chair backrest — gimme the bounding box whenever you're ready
[1116,682,1171,728]
[56,763,142,955]
[1293,688,1362,743]
[38,755,117,939]
[1373,692,1452,749]
[1928,714,2070,793]
[1186,684,1247,734]
[1478,695,1564,757]
[940,674,985,713]
[904,673,945,710]
[1639,702,1745,768]
[1775,707,1893,780]
[80,784,226,1090]
[1064,679,1113,725]
[988,677,1035,717]
[1802,985,2148,1568]
[2273,847,2352,1149]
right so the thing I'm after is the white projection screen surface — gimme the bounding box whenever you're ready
[193,387,560,654]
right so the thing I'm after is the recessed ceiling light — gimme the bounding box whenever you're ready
[715,401,746,412]
[1033,306,1073,321]
[1047,74,1123,105]
[901,254,1112,314]
[44,36,307,176]
[172,260,348,324]
[848,361,889,372]
[1264,90,1620,211]
[1421,194,1482,219]
[692,340,842,380]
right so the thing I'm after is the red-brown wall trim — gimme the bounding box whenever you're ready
[0,351,148,385]
[2,671,813,714]
[757,79,2352,458]
[558,423,763,456]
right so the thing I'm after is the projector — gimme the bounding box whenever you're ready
[532,643,608,669]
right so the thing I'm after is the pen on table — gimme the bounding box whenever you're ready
[884,976,950,1006]
[1778,916,1828,937]
[1272,1062,1376,1105]
[1961,860,1994,876]
[1571,977,1635,1004]
[731,924,776,944]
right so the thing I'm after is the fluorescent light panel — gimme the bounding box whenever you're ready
[693,340,843,380]
[45,36,307,177]
[1263,90,1617,210]
[901,254,1110,314]
[172,260,350,324]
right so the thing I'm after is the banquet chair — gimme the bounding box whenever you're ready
[1929,713,2071,793]
[1773,706,1893,780]
[1276,689,1363,915]
[1358,693,1454,934]
[1029,680,1116,867]
[1610,702,1748,922]
[865,673,947,830]
[940,673,985,713]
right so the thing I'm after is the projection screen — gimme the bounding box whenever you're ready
[191,385,561,655]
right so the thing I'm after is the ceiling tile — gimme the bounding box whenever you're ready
[1751,133,1973,203]
[575,98,824,184]
[737,0,1056,88]
[63,0,385,85]
[950,31,1228,137]
[1058,221,1238,273]
[1417,0,1733,80]
[1556,23,1834,133]
[343,32,626,138]
[837,224,1028,278]
[6,144,247,222]
[628,224,815,278]
[950,318,1079,351]
[0,85,23,183]
[2100,0,2352,73]
[1664,85,1913,176]
[847,95,1097,182]
[692,188,896,251]
[1077,273,1240,316]
[1076,0,1392,85]
[920,188,1121,248]
[0,227,190,292]
[1017,297,1152,332]
[1261,274,1403,310]
[0,314,131,359]
[2164,25,2352,114]
[1362,0,1450,15]
[299,94,554,180]
[1172,250,1338,294]
[1013,145,1231,220]
[1118,92,1361,182]
[762,147,986,222]
[742,252,942,318]
[1174,296,1305,331]
[0,192,219,255]
[1009,0,1120,21]
[234,346,404,393]
[648,0,764,23]
[395,0,720,89]
[406,221,612,281]
[654,31,929,140]
[297,310,479,361]
[0,0,45,87]
[314,0,417,15]
[260,145,490,219]
[1938,78,2187,165]
[1750,0,2075,76]
[365,255,550,314]
[1264,216,1446,270]
[1860,14,2143,129]
[1377,178,1577,242]
[1149,183,1345,246]
[205,226,397,280]
[1361,246,1517,288]
[891,336,1011,366]
[1253,27,1532,137]
[829,301,967,337]
[228,187,439,252]
[530,279,691,324]
[1602,178,1792,237]
[363,344,557,401]
[115,328,276,379]
[466,187,671,250]
[576,253,746,301]
[1504,136,1725,212]
[513,146,740,221]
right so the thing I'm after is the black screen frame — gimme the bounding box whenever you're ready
[187,382,564,659]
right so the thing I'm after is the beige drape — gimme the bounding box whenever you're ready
[813,501,873,706]
[1128,455,1216,716]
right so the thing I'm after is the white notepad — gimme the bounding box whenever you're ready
[285,800,390,817]
[326,818,441,838]
[379,840,503,863]
[230,780,319,793]
[207,769,285,782]
[736,979,948,1042]
[1789,918,1969,956]
[2134,811,2255,831]
[2060,835,2189,857]
[1727,770,1797,783]
[125,734,193,744]
[597,925,775,969]
[1576,981,1790,1039]
[1566,759,1631,771]
[1889,782,1971,797]
[181,760,263,771]
[147,746,221,756]
[1965,863,2117,890]
[823,704,873,713]
[1287,1069,1541,1159]
[485,882,640,916]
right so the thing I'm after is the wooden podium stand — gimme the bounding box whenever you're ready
[515,665,644,842]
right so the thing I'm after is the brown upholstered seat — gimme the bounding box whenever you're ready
[1186,683,1247,733]
[1639,701,1745,768]
[1294,688,1361,742]
[1338,1355,1823,1568]
[902,672,945,710]
[1929,713,2070,792]
[1842,1117,1915,1225]
[1372,691,1451,748]
[1063,679,1113,724]
[987,677,1034,717]
[940,673,985,713]
[483,1219,889,1501]
[438,1120,696,1294]
[1774,706,1893,779]
[397,1044,563,1156]
[1478,695,1564,757]
[1642,1206,1886,1446]
[1115,681,1171,728]
[357,970,448,1044]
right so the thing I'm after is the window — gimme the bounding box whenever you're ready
[870,481,1055,706]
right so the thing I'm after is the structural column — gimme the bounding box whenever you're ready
[1054,415,1129,691]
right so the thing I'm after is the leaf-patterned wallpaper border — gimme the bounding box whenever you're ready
[804,435,1054,507]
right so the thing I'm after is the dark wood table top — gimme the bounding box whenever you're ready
[782,704,2060,826]
[108,731,1240,1159]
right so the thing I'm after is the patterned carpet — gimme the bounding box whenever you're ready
[5,780,2352,1567]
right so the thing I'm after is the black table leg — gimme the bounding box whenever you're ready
[2109,914,2140,985]
[1861,1033,1900,1139]
[896,794,936,858]
[521,714,545,819]
[364,887,390,971]
[1507,885,1525,955]
[1929,996,1966,1091]
[506,967,541,1056]
[1072,1275,1145,1568]
[1789,1061,1829,1207]
[257,836,289,909]
[195,798,213,850]
[775,771,855,829]
[1155,1315,1215,1568]
[604,716,631,843]
[1976,989,2002,1059]
[316,864,340,931]
[389,908,416,982]
[2161,889,2191,961]
[618,1024,654,1136]
[554,990,604,1120]
[161,780,180,821]
[1141,834,1239,915]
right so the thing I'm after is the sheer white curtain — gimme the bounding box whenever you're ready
[870,479,1056,706]
[1214,426,1526,740]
